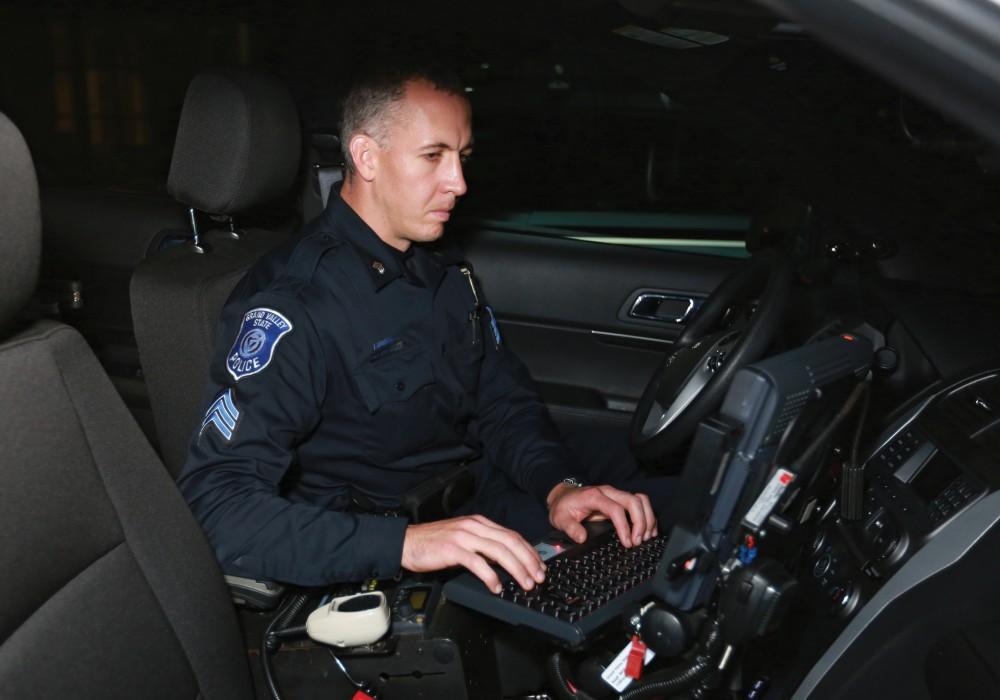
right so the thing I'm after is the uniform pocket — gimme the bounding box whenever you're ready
[352,345,439,465]
[353,344,434,413]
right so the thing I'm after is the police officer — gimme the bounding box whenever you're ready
[179,63,663,595]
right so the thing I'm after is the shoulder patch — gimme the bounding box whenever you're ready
[227,307,294,381]
[201,389,240,441]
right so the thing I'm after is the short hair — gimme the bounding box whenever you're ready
[339,61,466,178]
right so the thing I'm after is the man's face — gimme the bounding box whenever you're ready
[370,80,472,250]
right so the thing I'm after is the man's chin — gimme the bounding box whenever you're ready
[412,224,445,243]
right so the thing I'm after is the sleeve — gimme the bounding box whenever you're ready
[471,303,574,503]
[177,292,408,586]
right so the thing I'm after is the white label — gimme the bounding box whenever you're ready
[743,468,796,529]
[600,639,656,692]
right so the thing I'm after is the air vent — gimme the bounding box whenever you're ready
[937,373,1000,438]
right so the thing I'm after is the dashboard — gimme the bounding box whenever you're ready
[792,368,1000,698]
[809,369,999,615]
[808,370,998,617]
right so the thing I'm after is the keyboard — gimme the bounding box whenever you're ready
[443,522,668,647]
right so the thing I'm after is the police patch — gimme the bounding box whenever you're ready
[201,389,240,441]
[226,307,294,381]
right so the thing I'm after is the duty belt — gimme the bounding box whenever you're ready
[347,461,476,523]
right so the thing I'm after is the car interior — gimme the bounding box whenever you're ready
[3,1,1000,699]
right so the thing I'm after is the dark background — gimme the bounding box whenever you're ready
[2,0,999,292]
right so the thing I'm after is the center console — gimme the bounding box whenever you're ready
[807,370,1000,619]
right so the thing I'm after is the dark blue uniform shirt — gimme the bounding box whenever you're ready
[178,191,572,586]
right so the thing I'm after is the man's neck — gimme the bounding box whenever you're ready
[339,179,411,252]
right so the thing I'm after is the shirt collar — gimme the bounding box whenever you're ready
[321,187,458,291]
[320,188,405,290]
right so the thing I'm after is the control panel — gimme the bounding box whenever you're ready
[805,370,999,620]
[389,580,442,635]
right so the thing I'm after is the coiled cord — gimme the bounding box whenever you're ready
[261,592,312,700]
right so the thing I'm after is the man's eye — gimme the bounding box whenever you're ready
[460,153,472,164]
[424,152,442,161]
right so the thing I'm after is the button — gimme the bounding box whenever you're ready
[814,554,833,578]
[394,381,405,391]
[811,531,827,555]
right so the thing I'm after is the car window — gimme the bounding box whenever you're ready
[4,4,998,268]
[454,54,756,258]
[0,10,259,194]
[0,7,754,258]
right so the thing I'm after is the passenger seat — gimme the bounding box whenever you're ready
[0,111,254,699]
[131,67,302,477]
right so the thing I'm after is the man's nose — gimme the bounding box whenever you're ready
[443,154,467,197]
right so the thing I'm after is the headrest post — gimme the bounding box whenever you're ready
[226,216,243,240]
[187,207,210,254]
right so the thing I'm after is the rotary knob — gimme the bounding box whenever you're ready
[706,351,727,373]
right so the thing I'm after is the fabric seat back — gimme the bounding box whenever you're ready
[131,68,302,476]
[0,113,253,699]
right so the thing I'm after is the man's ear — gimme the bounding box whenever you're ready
[348,134,378,182]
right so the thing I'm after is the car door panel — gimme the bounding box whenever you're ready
[456,227,740,429]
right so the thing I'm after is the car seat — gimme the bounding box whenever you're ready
[0,112,255,699]
[131,67,302,477]
[300,129,344,224]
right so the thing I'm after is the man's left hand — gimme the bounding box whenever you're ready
[546,483,657,548]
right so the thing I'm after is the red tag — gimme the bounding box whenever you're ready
[351,691,374,700]
[625,635,647,679]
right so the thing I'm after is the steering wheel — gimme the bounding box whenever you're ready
[630,251,793,466]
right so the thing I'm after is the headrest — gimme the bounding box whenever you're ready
[167,68,301,215]
[0,113,41,332]
[301,131,345,223]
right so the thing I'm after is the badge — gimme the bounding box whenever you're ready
[201,389,240,441]
[226,307,294,381]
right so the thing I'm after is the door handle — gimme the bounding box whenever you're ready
[629,293,698,323]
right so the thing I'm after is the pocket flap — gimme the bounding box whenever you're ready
[353,345,434,413]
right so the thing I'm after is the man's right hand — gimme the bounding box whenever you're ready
[401,515,545,594]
